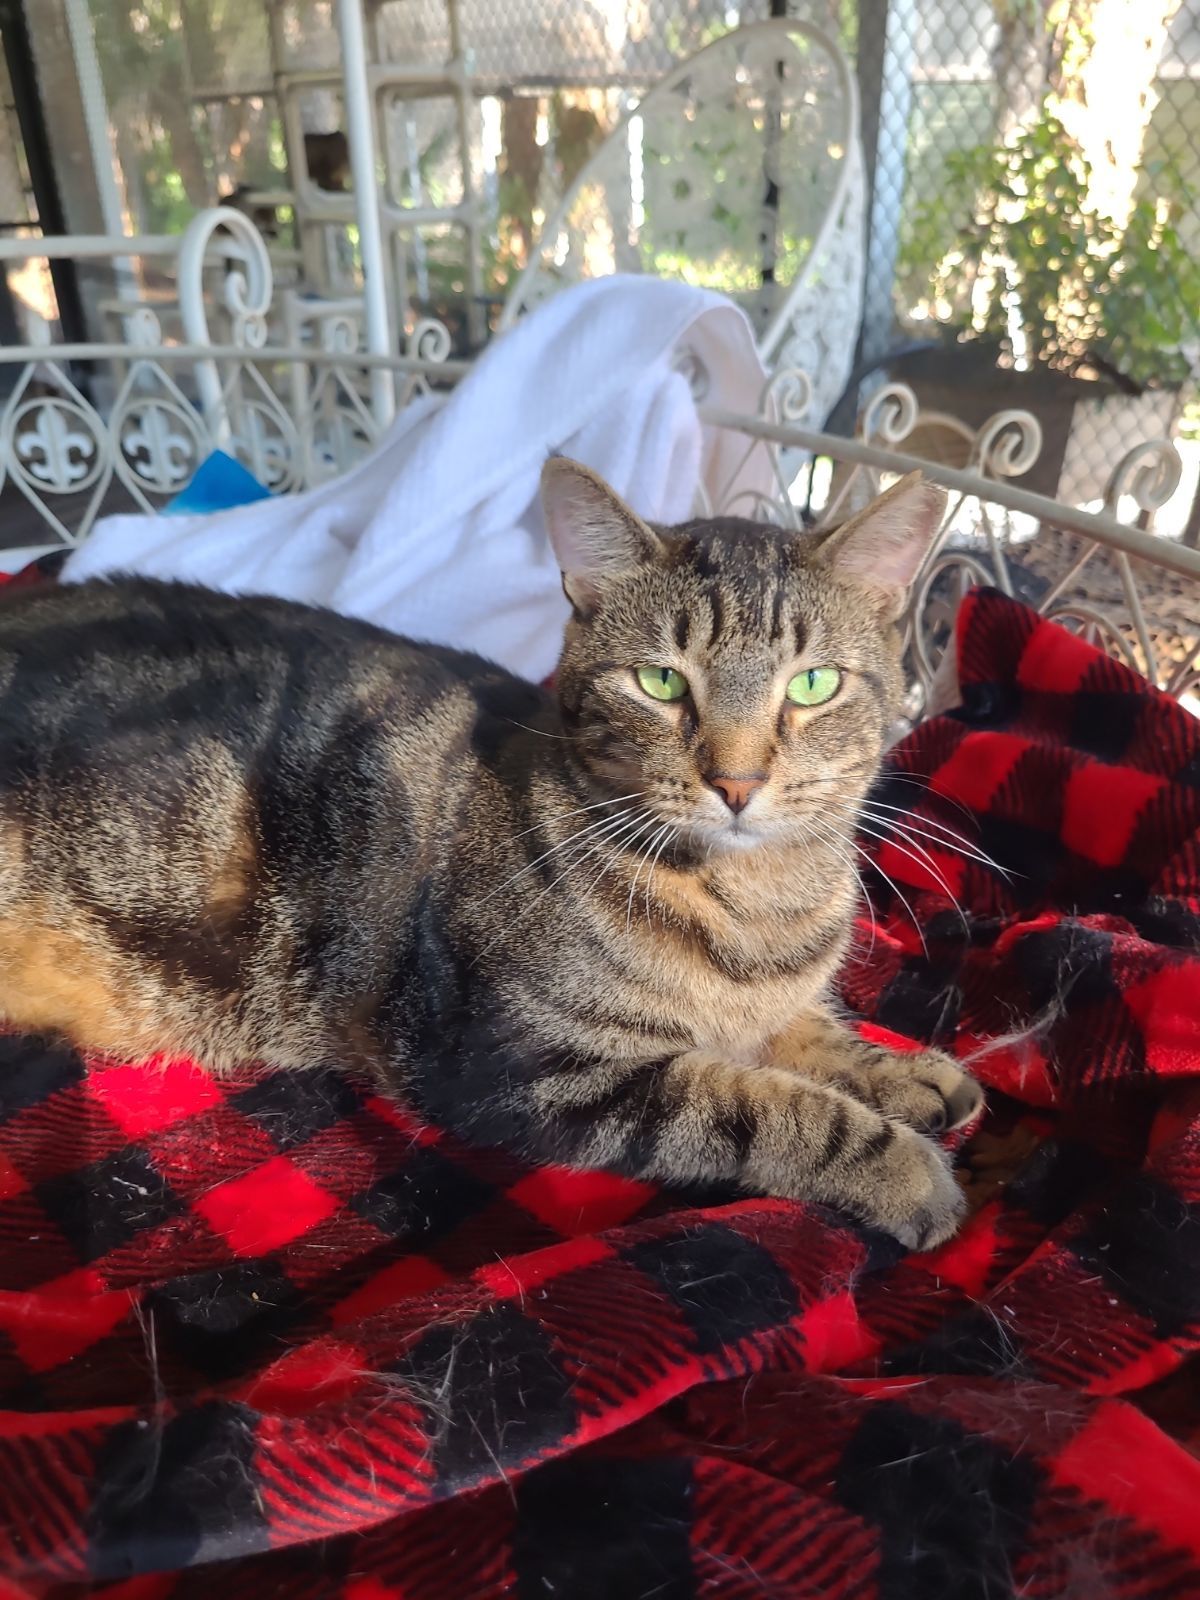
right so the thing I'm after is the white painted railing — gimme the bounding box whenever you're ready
[0,209,459,548]
[701,380,1200,714]
[0,206,1196,717]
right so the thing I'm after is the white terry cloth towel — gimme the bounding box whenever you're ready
[63,276,773,683]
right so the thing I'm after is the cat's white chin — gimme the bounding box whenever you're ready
[688,818,774,853]
[716,830,768,853]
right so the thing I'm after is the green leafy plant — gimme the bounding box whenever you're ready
[903,109,1200,390]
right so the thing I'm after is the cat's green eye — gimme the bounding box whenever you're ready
[636,666,689,702]
[786,666,842,707]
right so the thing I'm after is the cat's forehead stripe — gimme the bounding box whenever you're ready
[706,586,724,649]
[769,586,786,644]
[669,525,812,657]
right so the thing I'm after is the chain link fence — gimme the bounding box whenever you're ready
[862,0,1200,538]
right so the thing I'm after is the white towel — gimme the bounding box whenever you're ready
[64,276,772,682]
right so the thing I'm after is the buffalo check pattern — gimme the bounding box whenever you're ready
[0,587,1198,1598]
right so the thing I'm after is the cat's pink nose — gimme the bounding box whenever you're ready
[707,773,766,814]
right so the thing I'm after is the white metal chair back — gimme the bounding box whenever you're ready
[498,20,865,429]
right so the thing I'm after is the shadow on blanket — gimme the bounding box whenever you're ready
[0,587,1198,1599]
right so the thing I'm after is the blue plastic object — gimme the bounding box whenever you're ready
[164,451,271,516]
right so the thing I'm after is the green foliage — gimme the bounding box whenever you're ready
[832,0,858,53]
[89,0,280,230]
[901,108,1200,389]
[139,131,199,233]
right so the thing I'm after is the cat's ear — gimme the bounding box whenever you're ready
[817,472,946,619]
[541,457,664,617]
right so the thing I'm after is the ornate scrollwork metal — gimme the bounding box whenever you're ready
[1102,437,1183,516]
[908,550,997,692]
[407,318,453,366]
[12,399,105,493]
[971,409,1043,481]
[761,366,814,427]
[860,382,921,450]
[0,201,1194,727]
[305,365,379,484]
[177,205,277,437]
[109,358,210,504]
[1166,652,1200,706]
[222,362,302,495]
[1,363,110,543]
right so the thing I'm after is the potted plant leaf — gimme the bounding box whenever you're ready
[894,109,1200,502]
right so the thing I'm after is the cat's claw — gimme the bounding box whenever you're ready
[865,1048,983,1136]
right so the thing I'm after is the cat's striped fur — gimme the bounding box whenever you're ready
[0,464,980,1248]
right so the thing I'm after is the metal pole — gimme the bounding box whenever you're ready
[0,0,90,370]
[757,2,787,345]
[1183,477,1200,552]
[859,0,916,368]
[827,0,917,441]
[448,0,485,350]
[61,0,135,295]
[267,0,325,293]
[335,0,395,426]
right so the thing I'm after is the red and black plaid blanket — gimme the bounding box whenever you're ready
[1,586,1198,1599]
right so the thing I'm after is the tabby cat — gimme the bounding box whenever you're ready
[0,463,981,1248]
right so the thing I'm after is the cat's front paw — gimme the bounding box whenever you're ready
[860,1126,967,1251]
[808,1111,968,1251]
[866,1048,983,1136]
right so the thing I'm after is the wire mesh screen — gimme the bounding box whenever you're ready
[80,0,281,225]
[866,0,1200,535]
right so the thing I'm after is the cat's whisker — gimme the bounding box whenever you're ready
[856,801,1011,882]
[511,791,646,842]
[858,849,929,957]
[852,819,969,934]
[579,812,662,901]
[471,808,656,965]
[863,822,976,916]
[572,812,667,937]
[503,719,573,741]
[834,833,930,958]
[853,809,964,889]
[627,820,675,933]
[868,816,1009,883]
[801,817,878,965]
[643,825,680,926]
[853,873,879,965]
[543,809,658,907]
[625,830,657,932]
[804,782,1012,881]
[813,823,878,942]
[873,773,981,826]
[857,801,1015,882]
[811,796,967,939]
[479,805,644,906]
